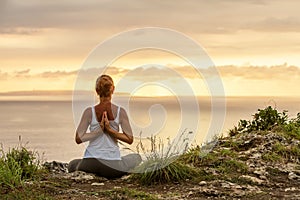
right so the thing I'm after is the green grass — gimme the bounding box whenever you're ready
[0,145,42,190]
[219,138,245,151]
[196,169,216,181]
[290,145,300,157]
[284,123,300,140]
[219,148,238,157]
[266,167,282,175]
[178,145,201,165]
[131,130,198,185]
[0,140,51,199]
[0,154,23,190]
[0,185,54,200]
[262,141,300,163]
[262,152,281,162]
[178,143,251,184]
[131,157,197,185]
[230,176,254,185]
[217,159,248,174]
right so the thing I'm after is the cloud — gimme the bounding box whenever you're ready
[244,17,300,32]
[14,69,30,74]
[0,64,299,84]
[217,64,300,80]
[0,27,41,35]
[0,69,78,80]
[0,70,9,80]
[0,64,299,96]
[0,66,128,81]
[121,66,179,81]
[0,1,145,29]
[13,69,31,78]
[75,66,129,82]
[121,64,300,81]
[1,0,299,35]
[39,70,77,78]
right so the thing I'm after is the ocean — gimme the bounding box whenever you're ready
[0,96,299,162]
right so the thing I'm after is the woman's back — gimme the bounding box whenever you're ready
[84,104,121,160]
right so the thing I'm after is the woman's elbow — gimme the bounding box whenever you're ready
[75,134,82,144]
[127,136,133,145]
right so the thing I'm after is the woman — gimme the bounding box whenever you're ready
[68,74,141,179]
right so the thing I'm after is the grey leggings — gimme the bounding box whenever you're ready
[68,153,142,179]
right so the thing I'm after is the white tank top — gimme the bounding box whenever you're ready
[83,105,121,160]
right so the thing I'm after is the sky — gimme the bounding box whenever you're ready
[1,0,300,96]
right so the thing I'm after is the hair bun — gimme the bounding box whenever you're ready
[95,75,114,97]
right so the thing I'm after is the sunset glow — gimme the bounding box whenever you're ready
[1,0,300,97]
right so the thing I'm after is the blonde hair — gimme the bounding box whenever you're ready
[95,75,114,97]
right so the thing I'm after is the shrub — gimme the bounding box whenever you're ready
[229,106,288,136]
[283,112,300,140]
[0,143,41,190]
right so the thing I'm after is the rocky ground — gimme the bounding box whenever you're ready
[38,129,300,200]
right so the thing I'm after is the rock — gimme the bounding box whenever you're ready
[259,175,268,180]
[120,175,131,180]
[43,161,68,173]
[248,163,255,168]
[199,181,207,186]
[235,185,242,190]
[63,171,96,181]
[284,187,296,192]
[241,175,264,185]
[253,168,267,176]
[249,153,261,159]
[253,168,269,180]
[247,185,262,193]
[286,163,299,171]
[91,182,104,186]
[24,181,34,185]
[221,181,235,189]
[288,172,300,180]
[221,182,230,189]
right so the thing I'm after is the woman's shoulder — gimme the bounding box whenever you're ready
[84,106,93,112]
[111,104,125,112]
[82,107,93,117]
[81,107,93,123]
[117,106,127,118]
[110,103,119,109]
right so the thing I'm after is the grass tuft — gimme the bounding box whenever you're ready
[131,130,197,185]
[131,157,197,185]
[0,137,43,191]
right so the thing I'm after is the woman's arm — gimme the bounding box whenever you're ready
[103,109,133,145]
[75,108,104,144]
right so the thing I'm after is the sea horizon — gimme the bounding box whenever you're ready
[1,90,300,101]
